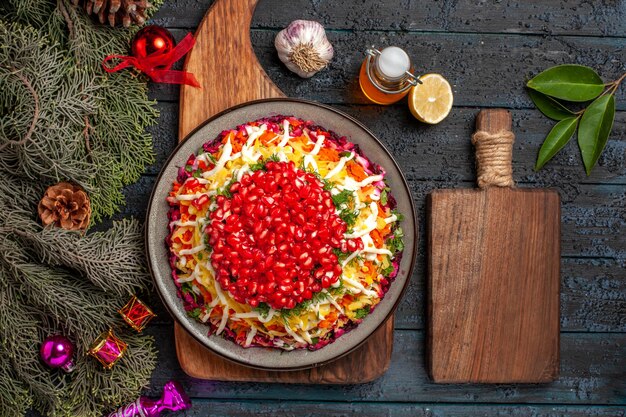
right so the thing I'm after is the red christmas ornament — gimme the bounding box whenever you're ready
[131,25,175,59]
[119,295,156,332]
[102,25,200,88]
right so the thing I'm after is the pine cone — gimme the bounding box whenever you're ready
[38,182,91,231]
[71,0,151,28]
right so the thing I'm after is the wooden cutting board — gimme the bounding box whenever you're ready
[175,0,394,383]
[427,109,560,383]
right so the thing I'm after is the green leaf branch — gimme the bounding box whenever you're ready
[527,64,622,175]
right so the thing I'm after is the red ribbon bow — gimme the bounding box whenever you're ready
[102,33,201,88]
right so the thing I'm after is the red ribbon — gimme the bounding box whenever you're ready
[102,33,201,88]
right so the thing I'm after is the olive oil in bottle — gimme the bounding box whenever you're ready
[359,46,420,105]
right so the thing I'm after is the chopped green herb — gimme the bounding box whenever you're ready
[184,165,193,173]
[391,209,405,222]
[328,282,345,296]
[187,308,202,319]
[254,302,270,318]
[381,264,394,277]
[268,153,281,162]
[216,178,236,198]
[311,337,320,345]
[354,306,370,319]
[331,189,354,207]
[249,160,266,172]
[339,209,359,228]
[192,169,202,178]
[280,291,329,318]
[387,226,405,254]
[339,151,352,158]
[181,282,199,303]
[380,187,390,205]
[323,180,335,191]
[333,248,349,263]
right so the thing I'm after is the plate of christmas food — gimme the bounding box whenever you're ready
[147,98,417,370]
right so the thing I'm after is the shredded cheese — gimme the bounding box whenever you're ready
[324,152,354,179]
[202,139,232,178]
[179,244,206,255]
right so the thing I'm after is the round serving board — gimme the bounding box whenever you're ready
[169,0,412,383]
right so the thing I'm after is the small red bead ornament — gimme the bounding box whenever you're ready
[102,25,200,88]
[119,295,156,332]
[131,25,175,59]
[88,328,128,369]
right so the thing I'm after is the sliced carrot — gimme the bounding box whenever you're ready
[346,161,368,181]
[370,229,384,248]
[377,201,389,217]
[318,312,338,328]
[317,147,340,162]
[341,294,355,307]
[259,131,278,145]
[222,131,243,153]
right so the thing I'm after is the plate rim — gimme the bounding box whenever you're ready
[145,97,418,371]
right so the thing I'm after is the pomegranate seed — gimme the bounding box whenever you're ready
[205,161,350,310]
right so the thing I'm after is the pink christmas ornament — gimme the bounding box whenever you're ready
[39,335,75,372]
[105,380,191,417]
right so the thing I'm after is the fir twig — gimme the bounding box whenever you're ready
[0,67,39,152]
[0,0,162,415]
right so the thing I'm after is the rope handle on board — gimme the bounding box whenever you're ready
[471,109,515,189]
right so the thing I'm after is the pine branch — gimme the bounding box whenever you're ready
[0,1,162,415]
[9,217,152,297]
[0,352,33,417]
[0,14,157,222]
[0,289,65,415]
[66,332,156,417]
[0,243,122,346]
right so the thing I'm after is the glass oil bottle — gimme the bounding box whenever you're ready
[359,46,420,105]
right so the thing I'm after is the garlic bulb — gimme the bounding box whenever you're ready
[275,20,334,78]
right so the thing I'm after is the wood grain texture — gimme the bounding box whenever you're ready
[170,400,626,417]
[428,188,561,382]
[150,29,626,112]
[122,0,625,412]
[175,0,394,384]
[175,318,394,383]
[427,110,561,383]
[178,0,282,139]
[153,0,626,37]
[147,328,626,404]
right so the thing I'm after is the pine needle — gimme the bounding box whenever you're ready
[0,0,163,415]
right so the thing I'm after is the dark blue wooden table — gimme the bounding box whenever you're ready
[123,1,626,415]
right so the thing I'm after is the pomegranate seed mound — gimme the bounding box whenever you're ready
[166,116,405,351]
[206,161,350,310]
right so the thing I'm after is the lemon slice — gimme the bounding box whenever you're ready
[408,74,453,124]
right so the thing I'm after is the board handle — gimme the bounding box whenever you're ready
[472,109,515,188]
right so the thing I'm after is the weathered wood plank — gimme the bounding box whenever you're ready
[150,0,626,37]
[142,249,625,333]
[168,400,626,416]
[124,177,626,261]
[148,30,626,111]
[147,103,626,183]
[145,328,626,404]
